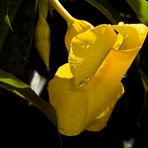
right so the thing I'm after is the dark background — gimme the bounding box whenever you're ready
[0,0,148,147]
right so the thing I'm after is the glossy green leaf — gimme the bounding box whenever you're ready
[0,69,57,127]
[85,0,126,24]
[126,0,148,24]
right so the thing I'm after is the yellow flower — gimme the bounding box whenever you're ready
[47,22,147,136]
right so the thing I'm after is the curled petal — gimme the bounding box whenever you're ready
[69,25,119,88]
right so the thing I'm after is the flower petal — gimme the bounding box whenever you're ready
[69,24,119,88]
[86,82,124,131]
[48,63,88,136]
[65,19,94,52]
[112,23,147,50]
[85,23,147,130]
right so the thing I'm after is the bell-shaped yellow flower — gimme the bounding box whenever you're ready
[48,23,147,136]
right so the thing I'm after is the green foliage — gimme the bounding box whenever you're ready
[0,0,35,79]
[0,0,23,49]
[85,0,126,24]
[126,0,148,25]
[0,69,57,127]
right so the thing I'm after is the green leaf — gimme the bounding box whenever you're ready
[0,0,36,80]
[0,69,57,127]
[126,0,148,25]
[85,0,126,24]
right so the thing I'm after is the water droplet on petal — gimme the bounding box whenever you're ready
[82,44,90,49]
[86,44,90,48]
[118,22,124,26]
[85,77,90,81]
[82,44,85,48]
[76,60,80,64]
[78,77,90,90]
[73,65,77,69]
[79,81,87,89]
[114,47,120,51]
[101,27,106,34]
[141,28,145,34]
[123,73,127,78]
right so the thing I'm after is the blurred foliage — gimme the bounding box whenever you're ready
[85,0,126,24]
[126,0,148,25]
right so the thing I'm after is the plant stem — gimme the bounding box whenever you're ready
[49,0,75,24]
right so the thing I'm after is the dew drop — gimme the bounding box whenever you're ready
[86,44,90,48]
[123,73,127,78]
[79,81,87,89]
[113,47,119,51]
[141,28,145,34]
[85,77,90,81]
[73,65,77,69]
[82,44,85,48]
[78,77,89,89]
[118,22,124,26]
[101,27,106,34]
[82,44,90,49]
[76,60,80,64]
[79,81,84,87]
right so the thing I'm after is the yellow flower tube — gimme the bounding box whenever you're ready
[48,23,147,136]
